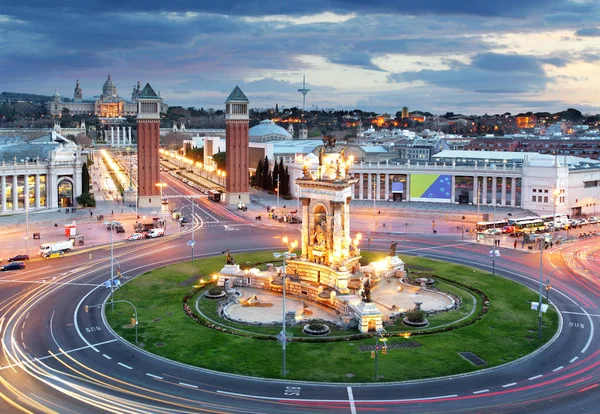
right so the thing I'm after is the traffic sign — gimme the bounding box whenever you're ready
[187,240,196,247]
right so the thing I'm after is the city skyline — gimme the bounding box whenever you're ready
[1,1,600,115]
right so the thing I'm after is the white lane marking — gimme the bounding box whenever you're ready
[0,339,118,371]
[529,375,543,380]
[472,389,489,394]
[102,354,112,360]
[561,311,600,317]
[552,366,564,372]
[146,373,163,380]
[347,386,356,414]
[579,306,594,354]
[73,284,103,353]
[570,356,579,363]
[117,362,132,370]
[217,390,458,402]
[49,310,58,348]
[25,312,29,320]
[502,382,517,388]
[179,382,198,389]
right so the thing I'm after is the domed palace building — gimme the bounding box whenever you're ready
[48,75,168,119]
[249,119,292,143]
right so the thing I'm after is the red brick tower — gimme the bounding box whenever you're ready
[224,86,250,204]
[136,83,161,208]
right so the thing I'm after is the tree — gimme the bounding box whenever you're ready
[212,151,226,170]
[256,158,263,188]
[82,162,90,194]
[262,156,270,190]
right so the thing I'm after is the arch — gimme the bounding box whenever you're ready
[367,319,377,332]
[57,178,74,207]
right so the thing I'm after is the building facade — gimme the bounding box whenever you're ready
[0,132,83,214]
[48,75,168,118]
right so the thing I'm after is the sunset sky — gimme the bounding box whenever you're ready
[1,0,599,114]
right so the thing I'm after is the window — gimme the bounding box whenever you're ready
[544,189,548,193]
[532,196,537,202]
[544,196,548,203]
[533,189,537,193]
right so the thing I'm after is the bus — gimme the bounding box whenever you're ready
[476,220,508,232]
[507,216,540,226]
[207,190,221,203]
[540,214,569,224]
[514,219,545,233]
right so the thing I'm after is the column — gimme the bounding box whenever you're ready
[24,174,29,211]
[116,127,120,146]
[122,126,127,146]
[35,174,40,209]
[481,177,487,206]
[1,176,5,213]
[344,197,351,255]
[367,174,372,200]
[111,127,114,146]
[332,201,343,263]
[492,176,497,206]
[384,174,390,200]
[128,127,132,145]
[406,174,410,201]
[376,173,381,200]
[359,173,364,199]
[12,175,18,212]
[473,176,478,205]
[300,198,310,259]
[510,177,516,207]
[451,175,456,203]
[501,177,507,206]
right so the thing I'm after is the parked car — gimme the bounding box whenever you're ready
[2,261,26,271]
[8,254,30,262]
[484,228,502,235]
[589,217,598,224]
[501,225,515,234]
[115,225,126,234]
[127,233,144,241]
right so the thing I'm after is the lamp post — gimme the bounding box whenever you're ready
[594,196,597,217]
[110,226,115,312]
[546,267,565,304]
[25,196,29,256]
[155,182,166,215]
[276,176,280,213]
[490,203,500,276]
[273,236,298,377]
[537,238,544,340]
[373,178,376,215]
[461,215,465,242]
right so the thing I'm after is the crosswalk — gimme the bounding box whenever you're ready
[162,194,206,199]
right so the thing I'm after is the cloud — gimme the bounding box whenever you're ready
[391,53,554,94]
[575,27,600,37]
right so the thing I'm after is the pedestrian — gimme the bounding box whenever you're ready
[521,238,525,248]
[514,240,517,249]
[111,210,114,215]
[90,210,93,217]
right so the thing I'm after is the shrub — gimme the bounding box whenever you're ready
[308,322,326,331]
[76,192,96,207]
[208,287,223,296]
[406,308,425,323]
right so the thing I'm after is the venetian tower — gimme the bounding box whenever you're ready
[136,83,161,208]
[224,86,250,205]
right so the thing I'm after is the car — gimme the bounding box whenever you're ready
[115,225,126,234]
[128,233,144,241]
[181,216,189,223]
[484,228,502,235]
[579,219,589,226]
[589,217,598,224]
[2,262,25,271]
[288,216,302,224]
[8,254,30,262]
[501,225,515,234]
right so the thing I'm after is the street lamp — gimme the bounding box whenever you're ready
[489,203,500,276]
[273,236,298,377]
[155,182,167,213]
[461,215,465,242]
[546,267,565,303]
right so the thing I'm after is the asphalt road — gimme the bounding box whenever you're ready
[0,174,598,413]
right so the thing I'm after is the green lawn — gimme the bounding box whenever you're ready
[106,252,558,382]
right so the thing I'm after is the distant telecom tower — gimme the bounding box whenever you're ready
[297,75,311,111]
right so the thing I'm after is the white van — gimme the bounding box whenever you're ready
[147,228,164,238]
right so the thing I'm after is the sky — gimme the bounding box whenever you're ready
[1,0,599,115]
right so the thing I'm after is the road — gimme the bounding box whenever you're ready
[0,172,597,413]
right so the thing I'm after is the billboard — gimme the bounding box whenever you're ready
[410,174,452,202]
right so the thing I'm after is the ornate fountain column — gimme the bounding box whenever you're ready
[331,201,343,263]
[300,197,310,259]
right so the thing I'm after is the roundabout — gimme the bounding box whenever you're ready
[0,168,597,413]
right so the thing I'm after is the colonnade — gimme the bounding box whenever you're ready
[353,172,520,206]
[110,126,133,147]
[0,174,46,213]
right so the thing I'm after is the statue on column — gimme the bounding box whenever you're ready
[360,277,372,303]
[223,249,236,265]
[388,241,398,256]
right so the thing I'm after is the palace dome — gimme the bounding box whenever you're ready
[102,75,117,97]
[249,120,292,142]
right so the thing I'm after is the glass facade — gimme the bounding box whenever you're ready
[39,175,46,207]
[6,176,13,211]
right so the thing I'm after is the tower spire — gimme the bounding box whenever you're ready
[297,75,311,112]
